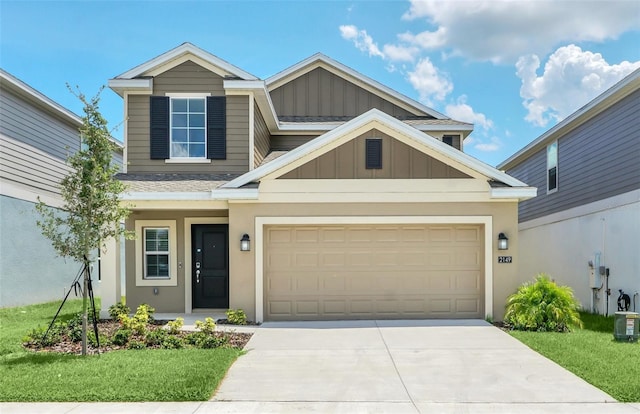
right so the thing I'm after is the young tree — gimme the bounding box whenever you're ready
[36,86,131,355]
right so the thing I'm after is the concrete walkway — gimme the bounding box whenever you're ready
[3,320,640,413]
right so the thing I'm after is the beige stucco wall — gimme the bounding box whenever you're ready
[228,200,519,322]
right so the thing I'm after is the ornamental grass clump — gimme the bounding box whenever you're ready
[505,273,583,332]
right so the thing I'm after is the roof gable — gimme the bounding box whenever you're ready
[266,53,446,119]
[112,42,258,81]
[223,109,530,189]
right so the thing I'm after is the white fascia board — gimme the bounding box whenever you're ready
[0,69,82,126]
[107,78,153,97]
[490,187,538,200]
[115,42,258,81]
[498,68,640,170]
[211,188,259,200]
[224,108,528,189]
[223,80,279,131]
[121,192,212,201]
[415,124,474,132]
[266,53,447,119]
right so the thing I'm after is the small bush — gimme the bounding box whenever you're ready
[108,302,130,320]
[505,273,583,332]
[198,334,228,349]
[161,335,184,349]
[88,330,109,348]
[127,339,146,350]
[226,309,247,325]
[145,328,168,347]
[111,328,132,346]
[65,314,83,343]
[195,317,216,335]
[166,317,184,334]
[23,326,62,348]
[119,303,155,335]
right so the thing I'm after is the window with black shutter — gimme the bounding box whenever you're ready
[207,96,226,160]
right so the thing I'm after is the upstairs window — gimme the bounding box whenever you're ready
[149,96,226,161]
[170,98,205,158]
[547,141,558,193]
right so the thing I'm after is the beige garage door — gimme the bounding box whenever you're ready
[264,224,484,321]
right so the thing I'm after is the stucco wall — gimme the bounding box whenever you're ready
[0,196,85,307]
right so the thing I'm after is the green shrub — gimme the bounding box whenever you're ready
[145,328,168,347]
[119,303,155,335]
[226,309,247,325]
[88,330,109,348]
[127,339,146,350]
[505,274,583,332]
[108,302,130,320]
[198,334,228,349]
[166,317,184,334]
[195,317,216,335]
[23,326,62,348]
[161,335,184,349]
[65,314,83,343]
[111,328,132,346]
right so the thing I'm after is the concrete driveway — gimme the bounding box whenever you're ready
[211,319,637,413]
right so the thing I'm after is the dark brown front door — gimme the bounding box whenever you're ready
[192,224,229,309]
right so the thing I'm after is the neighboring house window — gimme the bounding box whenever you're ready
[442,135,454,147]
[149,96,226,161]
[144,228,170,278]
[135,220,178,286]
[547,141,558,193]
[170,98,206,158]
[366,139,382,169]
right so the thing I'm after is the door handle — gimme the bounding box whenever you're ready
[196,269,200,284]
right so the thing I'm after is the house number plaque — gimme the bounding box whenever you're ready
[498,256,513,263]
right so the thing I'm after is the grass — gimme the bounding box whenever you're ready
[509,311,640,402]
[0,299,244,401]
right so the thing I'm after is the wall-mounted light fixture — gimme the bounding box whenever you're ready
[240,234,251,251]
[498,233,509,250]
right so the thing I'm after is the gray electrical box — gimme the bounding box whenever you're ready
[614,312,639,342]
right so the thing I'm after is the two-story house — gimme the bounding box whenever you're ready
[499,69,640,316]
[107,43,535,322]
[0,69,123,307]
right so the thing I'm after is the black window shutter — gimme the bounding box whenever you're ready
[149,96,169,159]
[365,139,382,169]
[207,96,226,160]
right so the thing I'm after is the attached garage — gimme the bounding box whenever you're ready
[263,223,484,321]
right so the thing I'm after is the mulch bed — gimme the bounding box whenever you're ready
[23,320,252,355]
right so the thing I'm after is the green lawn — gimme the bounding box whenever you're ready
[0,300,243,401]
[510,312,640,402]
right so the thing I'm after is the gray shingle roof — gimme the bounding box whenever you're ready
[117,173,240,192]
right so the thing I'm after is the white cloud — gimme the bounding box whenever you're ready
[406,57,453,105]
[445,96,493,132]
[400,0,639,63]
[474,136,502,152]
[516,44,640,126]
[339,25,384,58]
[382,44,420,62]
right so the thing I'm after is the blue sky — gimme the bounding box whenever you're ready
[1,0,638,166]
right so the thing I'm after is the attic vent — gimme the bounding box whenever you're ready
[365,139,382,169]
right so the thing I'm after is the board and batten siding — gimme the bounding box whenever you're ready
[270,67,418,118]
[126,61,249,173]
[0,86,80,161]
[507,89,640,223]
[253,102,270,167]
[280,129,470,180]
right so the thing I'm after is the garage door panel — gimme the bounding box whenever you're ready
[265,224,484,320]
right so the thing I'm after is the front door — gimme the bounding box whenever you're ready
[192,224,229,309]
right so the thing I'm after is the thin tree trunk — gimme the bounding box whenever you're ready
[82,262,89,355]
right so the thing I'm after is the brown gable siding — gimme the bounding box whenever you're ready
[270,67,419,118]
[254,102,270,167]
[279,129,470,179]
[126,61,250,173]
[507,89,640,223]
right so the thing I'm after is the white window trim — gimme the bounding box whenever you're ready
[135,220,178,286]
[168,95,209,160]
[546,140,558,194]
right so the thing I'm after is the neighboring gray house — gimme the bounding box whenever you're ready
[498,68,640,315]
[0,69,123,307]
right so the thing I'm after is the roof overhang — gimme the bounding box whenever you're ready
[223,80,279,131]
[108,78,154,97]
[223,108,531,192]
[499,68,640,170]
